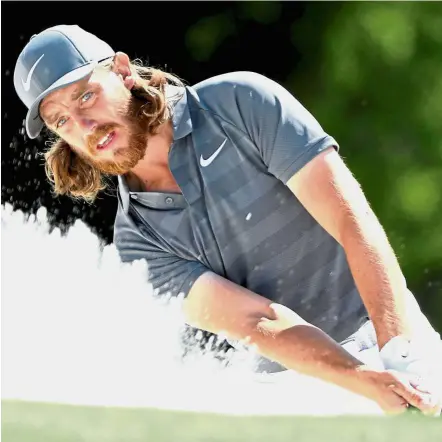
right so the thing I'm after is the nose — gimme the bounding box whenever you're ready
[76,116,98,134]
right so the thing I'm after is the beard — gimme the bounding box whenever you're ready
[83,95,149,176]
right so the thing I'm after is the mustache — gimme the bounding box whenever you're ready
[87,124,119,151]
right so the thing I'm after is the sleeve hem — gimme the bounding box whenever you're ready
[278,135,339,184]
[176,264,210,298]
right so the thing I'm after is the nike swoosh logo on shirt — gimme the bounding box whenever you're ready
[200,138,228,167]
[21,54,45,92]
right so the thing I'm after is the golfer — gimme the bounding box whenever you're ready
[13,24,442,415]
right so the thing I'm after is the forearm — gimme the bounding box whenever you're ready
[249,311,373,399]
[341,208,412,348]
[184,272,375,400]
[286,148,426,350]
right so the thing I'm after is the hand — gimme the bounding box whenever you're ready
[360,368,440,415]
[407,376,442,416]
[379,335,442,416]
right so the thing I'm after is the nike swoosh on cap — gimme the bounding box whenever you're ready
[21,54,45,92]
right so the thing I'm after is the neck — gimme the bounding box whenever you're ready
[125,119,181,193]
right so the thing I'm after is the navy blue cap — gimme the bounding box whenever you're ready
[13,25,115,139]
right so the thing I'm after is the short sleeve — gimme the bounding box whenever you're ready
[226,72,339,183]
[113,210,209,300]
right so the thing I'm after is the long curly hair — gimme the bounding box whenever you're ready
[43,58,185,202]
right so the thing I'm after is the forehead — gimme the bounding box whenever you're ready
[40,68,107,117]
[43,81,84,105]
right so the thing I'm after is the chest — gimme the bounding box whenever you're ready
[129,109,311,274]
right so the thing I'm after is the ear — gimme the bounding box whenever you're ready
[112,52,135,90]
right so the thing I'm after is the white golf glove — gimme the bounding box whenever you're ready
[379,334,442,415]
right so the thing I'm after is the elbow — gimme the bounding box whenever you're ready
[184,299,309,346]
[182,271,313,348]
[241,303,312,348]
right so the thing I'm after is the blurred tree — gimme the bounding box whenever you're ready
[285,2,442,330]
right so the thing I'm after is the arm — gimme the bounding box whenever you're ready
[114,207,367,390]
[286,147,413,349]
[184,271,429,412]
[287,149,441,412]
[184,271,370,395]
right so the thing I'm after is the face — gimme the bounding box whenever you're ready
[39,54,148,175]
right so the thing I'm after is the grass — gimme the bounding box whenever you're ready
[2,399,442,442]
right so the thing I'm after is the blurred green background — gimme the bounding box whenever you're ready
[2,1,441,332]
[282,2,442,329]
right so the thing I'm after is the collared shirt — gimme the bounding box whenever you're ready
[114,71,368,368]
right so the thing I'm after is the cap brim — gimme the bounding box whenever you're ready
[25,62,98,139]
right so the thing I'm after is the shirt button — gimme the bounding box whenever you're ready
[165,197,173,204]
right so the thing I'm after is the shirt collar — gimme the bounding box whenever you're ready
[168,84,193,141]
[118,83,192,215]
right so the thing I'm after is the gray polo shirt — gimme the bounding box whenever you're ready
[113,71,368,368]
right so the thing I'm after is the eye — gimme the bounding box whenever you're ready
[56,117,68,128]
[81,91,94,103]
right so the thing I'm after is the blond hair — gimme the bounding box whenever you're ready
[43,58,185,202]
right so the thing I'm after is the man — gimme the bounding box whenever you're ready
[14,24,442,415]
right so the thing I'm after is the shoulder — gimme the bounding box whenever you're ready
[189,71,299,112]
[192,71,283,96]
[192,71,272,89]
